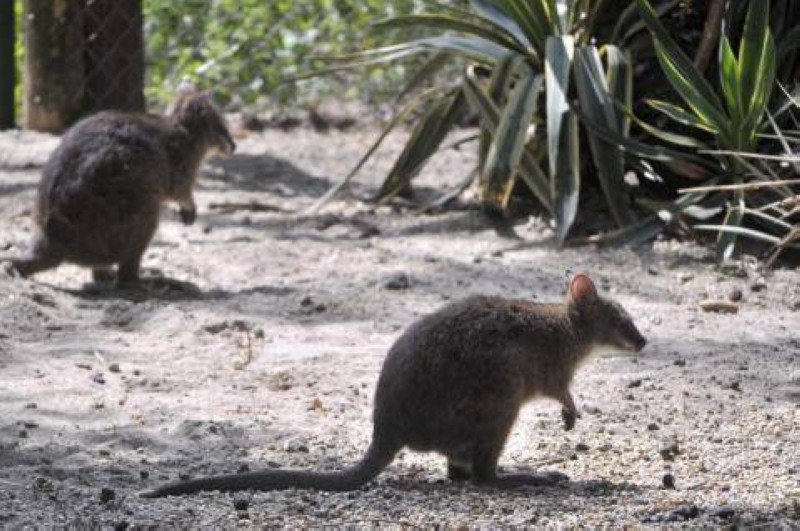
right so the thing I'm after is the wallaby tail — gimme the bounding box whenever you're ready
[139,439,400,498]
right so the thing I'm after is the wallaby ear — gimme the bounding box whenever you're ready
[568,273,598,305]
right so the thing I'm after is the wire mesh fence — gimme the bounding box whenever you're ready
[8,0,427,131]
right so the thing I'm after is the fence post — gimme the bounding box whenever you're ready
[23,0,84,132]
[0,0,15,129]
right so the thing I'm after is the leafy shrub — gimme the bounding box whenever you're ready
[144,0,420,109]
[310,0,799,261]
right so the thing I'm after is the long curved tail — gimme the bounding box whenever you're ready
[139,439,399,498]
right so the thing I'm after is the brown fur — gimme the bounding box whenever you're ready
[140,273,646,497]
[9,89,235,287]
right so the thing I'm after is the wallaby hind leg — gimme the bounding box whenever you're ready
[117,250,145,289]
[116,220,158,289]
[10,238,63,278]
[472,443,567,487]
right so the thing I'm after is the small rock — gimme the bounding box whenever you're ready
[699,299,739,314]
[647,423,660,431]
[113,522,129,531]
[575,442,590,452]
[238,464,250,473]
[750,276,767,292]
[662,473,675,489]
[24,403,37,409]
[728,287,743,302]
[108,363,121,373]
[18,429,27,438]
[384,273,411,291]
[583,405,602,415]
[33,477,53,491]
[677,273,694,283]
[673,359,686,367]
[91,373,106,385]
[708,505,735,519]
[627,379,643,388]
[139,470,149,480]
[723,380,742,392]
[100,487,116,504]
[233,497,250,511]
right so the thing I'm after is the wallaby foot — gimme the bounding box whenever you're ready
[447,459,471,481]
[489,470,570,488]
[92,267,116,283]
[559,391,580,431]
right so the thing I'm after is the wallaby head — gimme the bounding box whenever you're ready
[566,273,646,354]
[170,87,236,156]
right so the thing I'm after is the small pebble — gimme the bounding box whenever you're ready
[627,379,642,388]
[100,487,116,504]
[575,442,590,452]
[108,363,121,373]
[233,497,250,511]
[673,359,686,367]
[728,287,743,302]
[662,473,675,489]
[384,273,411,290]
[92,373,106,385]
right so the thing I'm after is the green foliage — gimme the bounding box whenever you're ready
[633,0,797,262]
[310,0,645,244]
[143,0,420,109]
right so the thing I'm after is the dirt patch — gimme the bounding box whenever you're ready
[0,127,797,527]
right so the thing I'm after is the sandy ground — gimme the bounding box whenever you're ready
[0,126,798,528]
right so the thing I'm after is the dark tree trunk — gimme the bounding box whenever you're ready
[0,0,15,129]
[23,0,84,132]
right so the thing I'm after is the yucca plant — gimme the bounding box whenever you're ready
[308,0,645,244]
[630,0,799,261]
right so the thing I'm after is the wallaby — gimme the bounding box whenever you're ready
[141,273,646,497]
[7,87,235,288]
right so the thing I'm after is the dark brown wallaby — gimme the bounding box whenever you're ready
[140,273,646,497]
[8,87,235,288]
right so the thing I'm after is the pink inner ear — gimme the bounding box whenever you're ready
[570,274,597,302]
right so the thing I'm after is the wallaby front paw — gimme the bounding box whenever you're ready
[179,207,196,225]
[561,407,578,431]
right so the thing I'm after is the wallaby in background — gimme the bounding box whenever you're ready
[7,87,235,288]
[141,273,646,497]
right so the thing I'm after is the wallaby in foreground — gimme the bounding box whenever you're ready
[8,88,235,288]
[141,273,646,497]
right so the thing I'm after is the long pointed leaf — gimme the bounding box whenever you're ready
[545,35,575,177]
[646,99,719,133]
[374,14,525,55]
[306,87,454,213]
[635,0,728,131]
[574,46,635,227]
[378,89,467,200]
[481,65,543,209]
[468,0,532,49]
[552,110,580,244]
[463,66,552,212]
